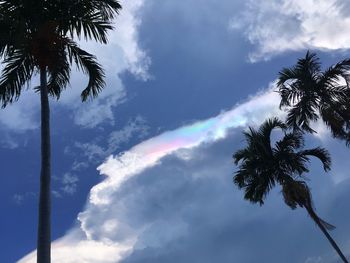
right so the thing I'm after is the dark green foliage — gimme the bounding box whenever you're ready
[0,0,122,107]
[233,118,332,227]
[277,51,350,144]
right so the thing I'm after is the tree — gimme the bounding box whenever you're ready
[277,51,350,145]
[0,1,122,262]
[233,118,348,263]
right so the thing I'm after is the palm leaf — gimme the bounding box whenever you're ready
[320,59,350,88]
[47,52,71,98]
[300,147,331,172]
[65,38,105,101]
[57,0,122,44]
[0,49,34,107]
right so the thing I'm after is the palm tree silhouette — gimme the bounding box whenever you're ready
[277,51,350,145]
[0,1,121,262]
[233,118,348,263]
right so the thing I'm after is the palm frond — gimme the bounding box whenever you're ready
[234,165,276,205]
[275,131,304,151]
[277,67,300,88]
[0,3,32,57]
[244,173,275,205]
[285,97,319,133]
[297,51,321,74]
[277,51,320,86]
[0,49,34,107]
[57,0,122,44]
[259,117,286,138]
[65,38,105,101]
[320,59,350,88]
[273,131,309,177]
[233,148,250,165]
[0,18,14,57]
[47,52,71,99]
[92,0,122,19]
[300,147,331,172]
[66,13,114,44]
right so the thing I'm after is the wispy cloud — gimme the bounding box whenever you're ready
[52,116,149,198]
[13,192,37,206]
[72,115,150,162]
[60,173,79,195]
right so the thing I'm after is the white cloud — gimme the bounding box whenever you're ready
[55,115,149,198]
[70,82,127,128]
[13,192,37,205]
[60,173,79,195]
[74,142,106,162]
[18,86,283,262]
[0,90,39,131]
[19,83,350,262]
[107,116,149,150]
[230,0,350,61]
[71,161,89,172]
[19,230,136,263]
[89,86,281,206]
[0,133,21,149]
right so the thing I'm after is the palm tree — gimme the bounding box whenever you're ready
[277,51,350,144]
[0,1,122,262]
[233,118,348,263]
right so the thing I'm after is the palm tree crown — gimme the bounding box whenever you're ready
[233,118,349,262]
[277,51,350,144]
[233,117,330,209]
[0,0,122,105]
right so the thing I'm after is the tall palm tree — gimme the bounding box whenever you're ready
[233,118,348,263]
[0,1,122,262]
[277,51,350,145]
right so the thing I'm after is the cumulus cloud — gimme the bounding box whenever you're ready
[230,0,350,61]
[19,83,350,262]
[19,87,284,262]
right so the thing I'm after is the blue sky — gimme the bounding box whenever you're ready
[1,0,350,262]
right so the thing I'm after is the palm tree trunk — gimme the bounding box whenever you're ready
[305,206,348,263]
[37,67,51,263]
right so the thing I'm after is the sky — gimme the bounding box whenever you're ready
[1,0,350,262]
